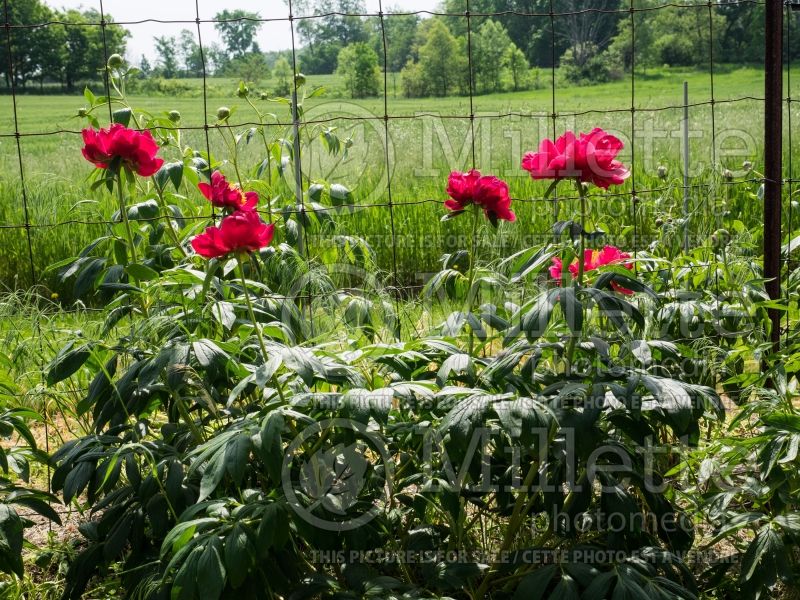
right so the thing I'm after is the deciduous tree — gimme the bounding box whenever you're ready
[337,42,380,98]
[418,20,458,96]
[214,10,263,60]
[293,0,369,74]
[153,36,179,79]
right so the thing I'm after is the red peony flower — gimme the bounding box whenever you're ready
[445,169,515,223]
[549,245,634,294]
[191,210,274,259]
[521,128,630,189]
[198,170,258,212]
[81,124,164,177]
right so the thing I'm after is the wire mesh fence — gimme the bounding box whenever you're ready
[0,8,796,404]
[0,0,795,304]
[0,1,792,282]
[0,0,795,508]
[0,0,795,358]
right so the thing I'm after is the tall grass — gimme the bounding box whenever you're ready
[0,65,794,292]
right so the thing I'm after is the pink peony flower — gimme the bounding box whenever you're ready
[445,169,515,223]
[549,245,634,294]
[191,210,274,259]
[198,170,258,212]
[522,128,630,189]
[81,124,164,177]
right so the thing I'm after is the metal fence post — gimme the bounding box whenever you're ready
[683,81,689,253]
[764,0,783,353]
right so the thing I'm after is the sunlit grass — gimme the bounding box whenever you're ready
[0,65,794,291]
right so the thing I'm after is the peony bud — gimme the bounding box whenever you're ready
[237,84,249,98]
[216,106,231,121]
[260,92,268,100]
[107,53,124,69]
[168,110,181,123]
[722,169,733,181]
[77,107,87,117]
[655,217,664,227]
[657,165,667,179]
[295,72,306,86]
[742,161,753,172]
[715,228,731,246]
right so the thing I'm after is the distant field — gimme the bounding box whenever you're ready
[0,65,796,294]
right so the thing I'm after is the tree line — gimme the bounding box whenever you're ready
[0,2,291,95]
[300,0,800,98]
[1,1,127,91]
[4,0,800,98]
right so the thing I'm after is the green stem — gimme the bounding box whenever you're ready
[245,96,274,223]
[466,204,481,356]
[565,180,587,375]
[116,171,149,318]
[154,186,187,256]
[576,181,587,286]
[171,389,205,445]
[116,171,139,265]
[720,245,757,344]
[236,255,286,404]
[221,122,244,187]
[473,459,539,599]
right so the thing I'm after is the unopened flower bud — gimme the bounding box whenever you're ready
[216,106,230,121]
[655,217,664,227]
[713,228,731,248]
[657,165,667,179]
[295,72,306,86]
[632,195,640,205]
[723,169,733,181]
[107,53,124,69]
[742,161,753,172]
[77,107,87,117]
[260,92,268,100]
[168,110,181,123]
[237,84,249,98]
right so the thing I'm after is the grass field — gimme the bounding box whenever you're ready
[0,65,796,293]
[2,66,800,600]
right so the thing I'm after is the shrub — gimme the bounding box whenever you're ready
[560,45,622,85]
[336,42,381,99]
[653,34,696,67]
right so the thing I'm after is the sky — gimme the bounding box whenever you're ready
[45,1,435,63]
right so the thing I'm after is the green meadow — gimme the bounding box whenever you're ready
[0,65,796,293]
